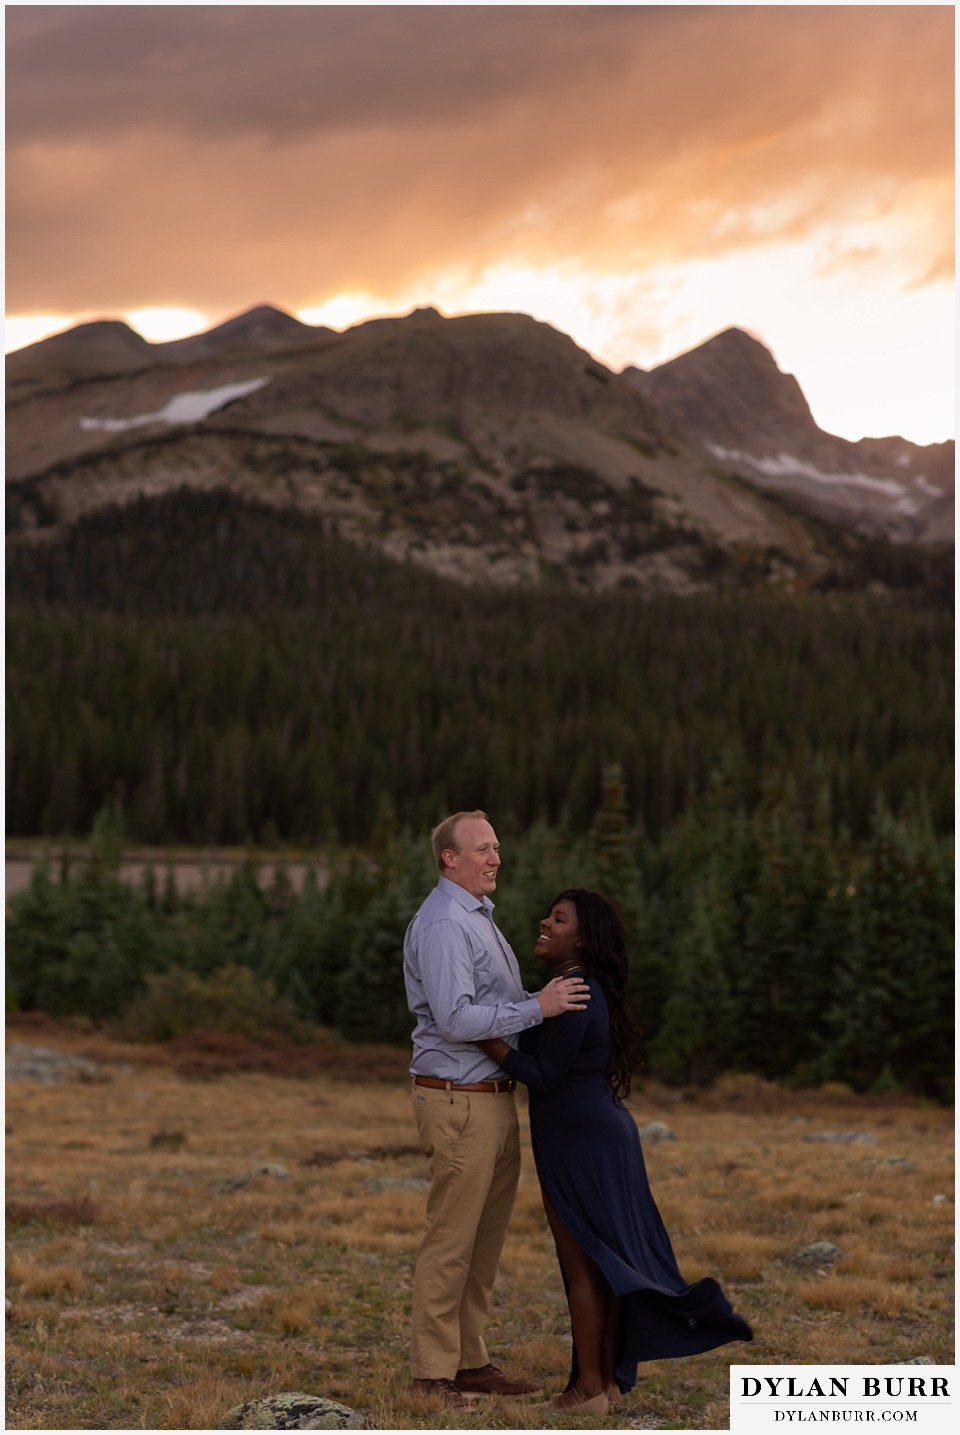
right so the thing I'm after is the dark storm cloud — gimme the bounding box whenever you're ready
[5,4,652,141]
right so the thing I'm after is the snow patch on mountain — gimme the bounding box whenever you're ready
[80,377,270,433]
[707,444,907,497]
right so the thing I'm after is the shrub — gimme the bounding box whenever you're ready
[116,963,314,1043]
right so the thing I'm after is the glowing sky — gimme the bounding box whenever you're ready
[5,4,955,444]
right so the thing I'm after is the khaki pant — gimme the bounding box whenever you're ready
[410,1081,521,1379]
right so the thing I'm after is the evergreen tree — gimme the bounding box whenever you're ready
[5,856,70,1011]
[336,886,415,1044]
[650,889,736,1084]
[836,803,954,1098]
[737,779,811,1075]
[891,798,954,1101]
[588,762,644,941]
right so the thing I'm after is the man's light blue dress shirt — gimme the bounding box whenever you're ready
[404,876,544,1083]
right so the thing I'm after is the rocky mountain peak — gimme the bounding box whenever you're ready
[7,318,151,389]
[7,314,148,370]
[156,305,333,363]
[627,327,817,452]
[188,304,309,341]
[622,327,953,546]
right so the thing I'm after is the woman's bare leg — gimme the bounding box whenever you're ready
[543,1193,618,1402]
[602,1287,623,1397]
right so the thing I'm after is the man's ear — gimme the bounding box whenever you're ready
[441,848,456,870]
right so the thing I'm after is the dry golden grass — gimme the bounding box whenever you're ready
[795,1276,921,1318]
[5,1021,954,1430]
[696,1232,784,1280]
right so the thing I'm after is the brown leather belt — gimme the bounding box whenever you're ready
[413,1074,516,1094]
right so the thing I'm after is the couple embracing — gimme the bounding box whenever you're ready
[403,810,752,1416]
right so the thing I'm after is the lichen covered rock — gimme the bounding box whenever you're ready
[224,1392,368,1430]
[638,1120,676,1145]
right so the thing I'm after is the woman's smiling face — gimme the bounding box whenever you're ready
[534,898,582,967]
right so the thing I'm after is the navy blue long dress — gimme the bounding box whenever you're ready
[500,976,753,1392]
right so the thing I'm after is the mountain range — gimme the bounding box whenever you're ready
[6,304,953,594]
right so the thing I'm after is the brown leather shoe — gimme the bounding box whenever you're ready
[410,1378,476,1407]
[454,1363,543,1396]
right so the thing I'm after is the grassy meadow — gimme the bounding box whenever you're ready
[5,1018,954,1431]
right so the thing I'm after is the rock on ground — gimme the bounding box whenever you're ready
[223,1393,368,1430]
[637,1120,676,1145]
[219,1163,292,1192]
[801,1131,876,1145]
[5,1043,101,1083]
[794,1241,843,1268]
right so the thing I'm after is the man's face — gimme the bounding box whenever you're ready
[442,817,501,899]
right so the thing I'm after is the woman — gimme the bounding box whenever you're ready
[477,889,753,1414]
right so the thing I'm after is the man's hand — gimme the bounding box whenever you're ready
[536,974,591,1018]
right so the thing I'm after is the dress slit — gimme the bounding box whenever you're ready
[503,976,753,1392]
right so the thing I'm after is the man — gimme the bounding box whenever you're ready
[403,809,590,1407]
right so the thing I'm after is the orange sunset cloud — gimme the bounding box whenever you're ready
[5,4,954,443]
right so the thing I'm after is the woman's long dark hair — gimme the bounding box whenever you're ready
[551,888,644,1099]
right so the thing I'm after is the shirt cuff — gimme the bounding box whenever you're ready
[518,995,543,1028]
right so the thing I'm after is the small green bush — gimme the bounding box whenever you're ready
[116,963,314,1043]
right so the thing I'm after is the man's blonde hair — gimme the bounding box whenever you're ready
[431,810,489,872]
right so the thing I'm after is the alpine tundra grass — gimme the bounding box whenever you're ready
[5,1020,954,1430]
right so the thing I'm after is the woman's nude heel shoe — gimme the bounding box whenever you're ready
[550,1391,610,1415]
[607,1385,624,1406]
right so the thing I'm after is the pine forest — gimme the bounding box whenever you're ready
[5,489,954,1100]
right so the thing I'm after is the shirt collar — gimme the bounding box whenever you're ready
[437,875,495,914]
